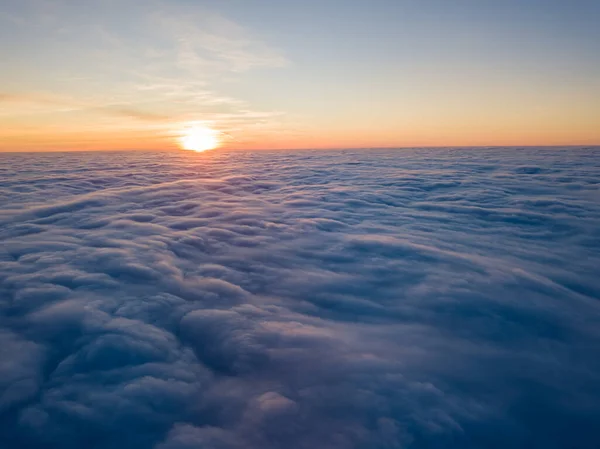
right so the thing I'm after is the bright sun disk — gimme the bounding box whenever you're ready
[179,126,220,152]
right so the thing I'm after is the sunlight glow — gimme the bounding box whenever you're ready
[179,125,220,152]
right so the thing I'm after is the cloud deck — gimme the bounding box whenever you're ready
[1,148,599,449]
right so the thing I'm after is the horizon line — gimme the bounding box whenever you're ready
[1,144,600,154]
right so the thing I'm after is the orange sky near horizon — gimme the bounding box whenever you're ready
[2,108,598,152]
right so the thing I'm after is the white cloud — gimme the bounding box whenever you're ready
[152,10,288,73]
[0,147,599,448]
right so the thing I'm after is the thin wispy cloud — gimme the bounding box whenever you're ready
[0,0,291,150]
[0,92,165,123]
[152,10,289,73]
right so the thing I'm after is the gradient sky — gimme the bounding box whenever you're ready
[1,0,599,151]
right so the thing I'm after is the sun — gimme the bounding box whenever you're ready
[179,126,220,152]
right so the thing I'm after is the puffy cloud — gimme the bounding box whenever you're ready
[0,148,599,448]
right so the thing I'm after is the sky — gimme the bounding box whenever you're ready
[1,0,599,151]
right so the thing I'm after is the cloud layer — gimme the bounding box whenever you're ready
[1,147,600,449]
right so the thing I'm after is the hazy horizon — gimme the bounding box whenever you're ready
[3,144,600,154]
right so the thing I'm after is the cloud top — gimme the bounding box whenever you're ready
[1,147,600,448]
